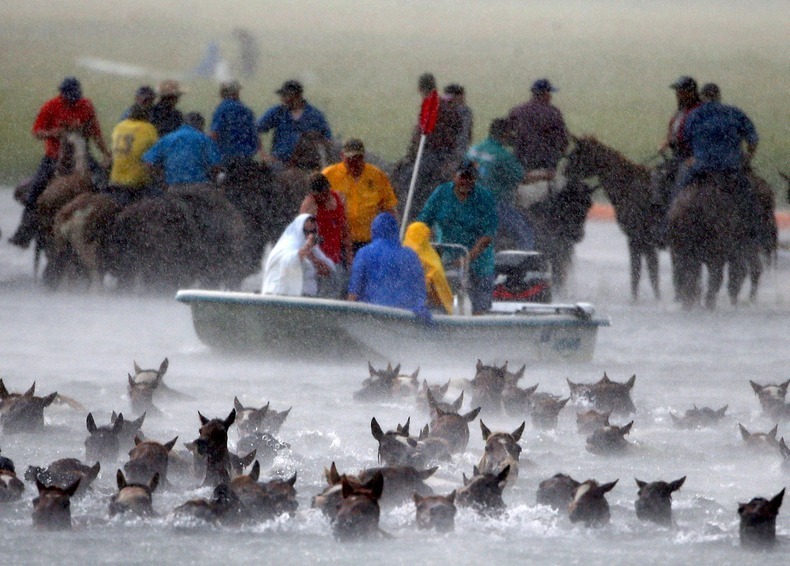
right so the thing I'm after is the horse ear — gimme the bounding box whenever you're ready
[393,364,401,375]
[134,435,143,446]
[451,390,464,412]
[224,409,237,428]
[250,461,260,482]
[36,478,48,493]
[413,493,423,505]
[463,407,481,422]
[620,421,634,435]
[341,477,354,499]
[64,478,81,497]
[149,473,160,493]
[635,478,647,489]
[558,397,570,409]
[567,378,578,392]
[769,488,785,512]
[0,379,9,399]
[669,476,686,492]
[768,424,778,439]
[86,412,97,434]
[112,413,125,434]
[716,405,728,417]
[738,423,750,440]
[418,466,439,480]
[472,465,480,477]
[598,479,618,494]
[327,462,341,485]
[25,382,36,397]
[480,420,492,441]
[476,359,483,372]
[133,361,142,374]
[749,380,763,394]
[116,470,127,490]
[600,373,611,384]
[368,361,375,376]
[287,471,297,487]
[164,436,178,452]
[41,392,57,407]
[198,411,209,426]
[158,358,169,377]
[411,368,419,381]
[366,471,384,500]
[370,418,384,441]
[234,397,244,412]
[497,465,511,486]
[625,375,636,389]
[512,421,526,442]
[128,374,135,388]
[447,489,456,504]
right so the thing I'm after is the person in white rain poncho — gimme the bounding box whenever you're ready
[262,213,335,296]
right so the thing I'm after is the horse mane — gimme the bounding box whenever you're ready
[575,135,651,178]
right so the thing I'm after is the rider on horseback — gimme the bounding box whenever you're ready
[9,77,111,249]
[673,83,763,241]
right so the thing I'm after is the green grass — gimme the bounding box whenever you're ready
[0,0,787,203]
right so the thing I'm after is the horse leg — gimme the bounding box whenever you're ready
[747,251,762,302]
[705,262,724,310]
[628,240,641,301]
[727,256,748,306]
[645,247,661,300]
[672,251,699,310]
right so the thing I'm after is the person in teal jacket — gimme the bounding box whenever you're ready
[418,160,498,314]
[466,118,534,250]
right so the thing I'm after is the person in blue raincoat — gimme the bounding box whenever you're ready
[347,212,430,320]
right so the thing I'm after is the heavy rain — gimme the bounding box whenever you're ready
[0,1,788,564]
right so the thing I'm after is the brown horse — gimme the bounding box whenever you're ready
[668,172,751,309]
[565,136,662,300]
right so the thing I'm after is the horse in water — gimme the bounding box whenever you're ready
[668,171,756,309]
[565,136,662,300]
[514,160,594,292]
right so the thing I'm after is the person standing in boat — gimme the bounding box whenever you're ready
[347,212,430,320]
[418,160,498,315]
[262,213,335,297]
[322,138,398,255]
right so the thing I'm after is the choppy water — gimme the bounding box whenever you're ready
[0,187,788,565]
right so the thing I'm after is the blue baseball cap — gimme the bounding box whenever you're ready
[531,78,557,94]
[59,77,82,101]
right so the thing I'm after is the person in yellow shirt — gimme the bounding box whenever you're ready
[403,221,454,314]
[109,104,160,205]
[321,138,398,252]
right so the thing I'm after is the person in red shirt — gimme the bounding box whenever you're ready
[9,77,111,248]
[299,172,351,298]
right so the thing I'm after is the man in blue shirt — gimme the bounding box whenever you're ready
[256,80,332,167]
[467,118,534,250]
[143,112,221,187]
[418,161,498,314]
[676,83,762,239]
[347,212,429,319]
[209,80,259,166]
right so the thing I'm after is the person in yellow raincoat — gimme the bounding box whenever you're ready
[403,221,454,314]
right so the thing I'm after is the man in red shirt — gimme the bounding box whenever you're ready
[9,77,111,248]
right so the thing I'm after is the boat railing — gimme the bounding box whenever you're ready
[432,242,471,315]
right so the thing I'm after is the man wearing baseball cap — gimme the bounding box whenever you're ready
[507,78,568,173]
[119,85,156,122]
[150,79,186,137]
[9,77,111,248]
[322,138,398,255]
[418,160,498,314]
[256,79,332,166]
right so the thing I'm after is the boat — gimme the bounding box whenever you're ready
[176,290,610,364]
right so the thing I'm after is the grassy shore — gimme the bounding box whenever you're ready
[0,0,787,201]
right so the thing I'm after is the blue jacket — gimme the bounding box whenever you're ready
[142,125,221,185]
[348,213,429,317]
[683,101,758,173]
[256,102,332,162]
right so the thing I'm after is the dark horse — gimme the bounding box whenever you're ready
[520,162,594,291]
[668,172,751,309]
[565,136,662,300]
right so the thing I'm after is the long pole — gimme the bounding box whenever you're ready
[399,134,427,241]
